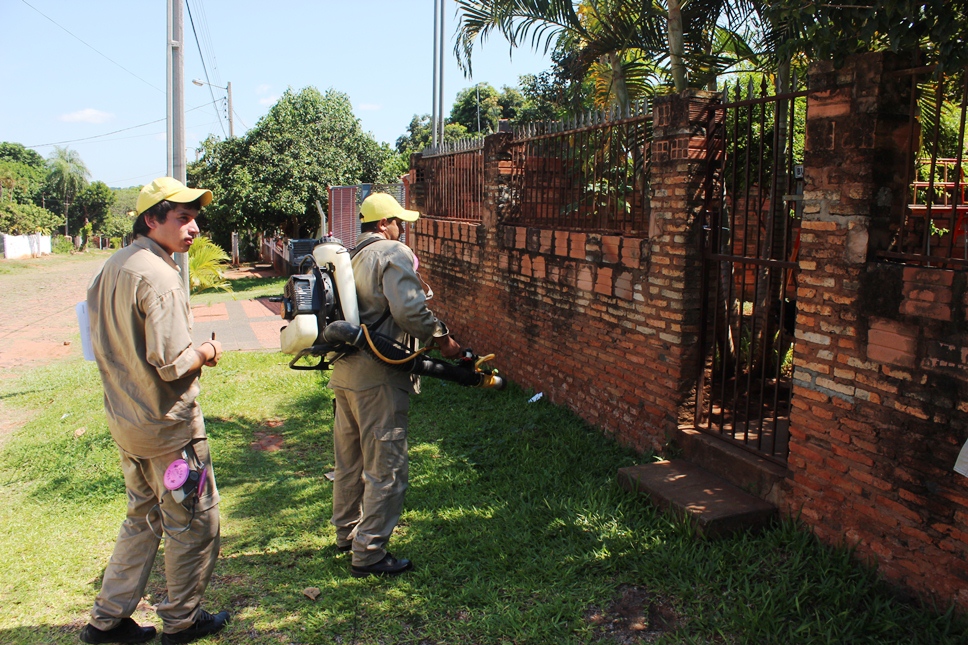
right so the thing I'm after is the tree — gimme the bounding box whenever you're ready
[765,0,968,73]
[189,87,394,244]
[46,146,89,237]
[74,181,115,234]
[396,115,470,157]
[0,201,64,235]
[0,142,47,206]
[454,0,770,101]
[448,84,525,133]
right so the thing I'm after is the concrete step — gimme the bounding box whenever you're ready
[618,459,776,538]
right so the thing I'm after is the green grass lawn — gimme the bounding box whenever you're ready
[1,351,966,644]
[190,273,288,306]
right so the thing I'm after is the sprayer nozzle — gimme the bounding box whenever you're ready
[478,373,506,390]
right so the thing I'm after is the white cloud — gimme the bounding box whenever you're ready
[258,96,278,106]
[256,84,272,94]
[60,108,113,124]
[358,103,381,112]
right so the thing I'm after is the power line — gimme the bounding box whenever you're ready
[20,0,164,94]
[26,102,218,148]
[186,0,227,138]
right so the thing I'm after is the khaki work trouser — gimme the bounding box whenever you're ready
[331,385,410,567]
[90,439,220,634]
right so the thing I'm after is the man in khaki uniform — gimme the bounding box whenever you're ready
[329,192,461,577]
[81,178,230,645]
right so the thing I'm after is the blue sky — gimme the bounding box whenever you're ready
[1,1,552,188]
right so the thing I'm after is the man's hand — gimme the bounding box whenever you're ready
[436,335,461,359]
[198,339,223,367]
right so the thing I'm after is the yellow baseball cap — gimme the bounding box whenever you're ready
[136,177,213,215]
[359,192,420,223]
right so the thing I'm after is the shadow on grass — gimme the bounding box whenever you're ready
[188,376,666,643]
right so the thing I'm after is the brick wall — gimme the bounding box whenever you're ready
[410,92,717,454]
[789,52,968,609]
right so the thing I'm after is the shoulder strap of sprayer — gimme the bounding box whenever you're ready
[349,236,392,333]
[349,236,381,259]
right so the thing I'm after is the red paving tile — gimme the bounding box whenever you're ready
[193,302,229,321]
[250,319,283,348]
[240,299,278,318]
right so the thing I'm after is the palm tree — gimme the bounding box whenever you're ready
[46,146,89,237]
[454,0,772,104]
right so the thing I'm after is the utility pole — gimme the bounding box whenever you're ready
[226,81,234,138]
[437,0,445,145]
[167,0,189,292]
[193,79,234,138]
[431,0,439,147]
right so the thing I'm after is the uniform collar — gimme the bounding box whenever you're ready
[133,235,181,272]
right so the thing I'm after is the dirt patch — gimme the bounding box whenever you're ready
[251,432,284,452]
[586,585,680,644]
[0,253,107,372]
[0,254,108,441]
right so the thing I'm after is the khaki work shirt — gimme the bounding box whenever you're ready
[329,233,444,393]
[87,236,205,458]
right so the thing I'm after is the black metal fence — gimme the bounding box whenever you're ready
[419,138,485,222]
[695,75,809,464]
[506,103,653,234]
[879,66,968,268]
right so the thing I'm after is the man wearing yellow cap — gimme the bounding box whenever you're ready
[329,192,462,577]
[81,178,230,644]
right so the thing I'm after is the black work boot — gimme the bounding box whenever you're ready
[350,552,413,578]
[79,617,157,644]
[160,609,230,644]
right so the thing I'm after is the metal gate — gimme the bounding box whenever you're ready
[694,77,808,464]
[327,183,407,249]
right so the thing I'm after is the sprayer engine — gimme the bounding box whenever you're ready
[279,239,359,357]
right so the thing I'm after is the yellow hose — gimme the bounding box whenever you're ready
[360,324,429,365]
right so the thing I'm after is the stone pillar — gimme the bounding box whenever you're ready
[790,52,914,511]
[483,131,515,230]
[787,52,968,610]
[647,90,720,416]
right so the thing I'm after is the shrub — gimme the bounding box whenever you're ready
[188,236,233,295]
[52,235,74,255]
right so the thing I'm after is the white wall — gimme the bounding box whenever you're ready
[3,233,52,259]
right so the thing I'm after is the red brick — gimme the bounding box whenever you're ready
[900,299,952,321]
[903,267,955,286]
[569,232,587,259]
[867,344,916,368]
[602,235,621,264]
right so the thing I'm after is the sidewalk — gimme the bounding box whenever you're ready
[189,265,284,352]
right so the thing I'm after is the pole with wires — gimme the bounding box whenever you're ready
[431,0,439,148]
[226,81,234,138]
[167,0,189,294]
[437,0,445,145]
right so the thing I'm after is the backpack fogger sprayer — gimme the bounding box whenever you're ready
[277,237,505,390]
